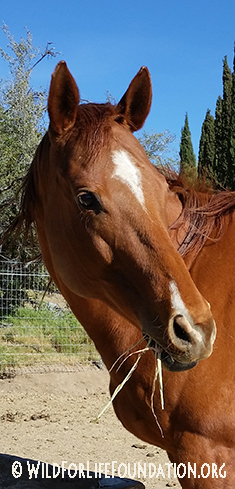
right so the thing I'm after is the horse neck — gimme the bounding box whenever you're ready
[61,287,143,372]
[36,216,143,371]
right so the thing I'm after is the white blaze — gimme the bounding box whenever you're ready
[112,150,145,207]
[170,281,192,322]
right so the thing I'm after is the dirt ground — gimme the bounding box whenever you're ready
[0,365,181,488]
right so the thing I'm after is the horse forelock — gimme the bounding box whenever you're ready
[65,102,117,164]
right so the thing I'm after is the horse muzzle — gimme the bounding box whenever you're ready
[144,312,216,367]
[167,313,216,363]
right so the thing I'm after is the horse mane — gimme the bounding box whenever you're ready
[162,169,235,260]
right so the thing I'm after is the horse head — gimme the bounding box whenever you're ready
[28,61,216,370]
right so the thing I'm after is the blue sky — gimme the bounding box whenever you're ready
[1,0,235,160]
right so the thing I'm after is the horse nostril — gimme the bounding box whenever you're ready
[173,315,192,344]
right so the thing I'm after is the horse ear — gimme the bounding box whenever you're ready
[48,61,80,135]
[116,67,152,132]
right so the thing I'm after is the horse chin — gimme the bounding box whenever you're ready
[160,350,198,372]
[146,336,198,372]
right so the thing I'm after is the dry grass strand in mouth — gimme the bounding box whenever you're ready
[115,344,153,373]
[158,354,164,410]
[96,338,165,438]
[150,351,164,438]
[95,352,144,422]
[96,339,152,421]
[108,336,146,374]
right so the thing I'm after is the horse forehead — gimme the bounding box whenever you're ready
[111,149,145,208]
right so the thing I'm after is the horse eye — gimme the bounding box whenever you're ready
[77,191,102,213]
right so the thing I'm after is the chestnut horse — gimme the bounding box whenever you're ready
[6,62,235,488]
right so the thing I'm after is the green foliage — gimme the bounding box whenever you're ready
[0,24,57,258]
[1,305,85,354]
[213,95,223,185]
[179,113,197,181]
[198,110,215,181]
[138,130,178,169]
[199,46,235,190]
[0,303,97,373]
[221,56,233,187]
[227,44,235,189]
[0,261,98,373]
[0,25,46,186]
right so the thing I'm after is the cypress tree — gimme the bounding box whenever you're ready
[214,95,223,185]
[227,43,235,190]
[180,113,197,181]
[221,56,232,187]
[198,109,215,182]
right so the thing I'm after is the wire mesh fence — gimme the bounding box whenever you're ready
[0,260,100,375]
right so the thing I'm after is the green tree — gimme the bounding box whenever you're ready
[227,44,235,190]
[198,109,215,182]
[179,113,197,181]
[198,52,234,189]
[0,24,57,258]
[213,95,223,185]
[221,56,233,187]
[138,130,178,168]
